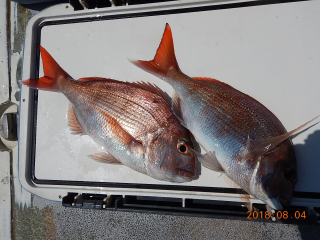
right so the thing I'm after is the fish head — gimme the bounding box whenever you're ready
[145,124,196,182]
[249,139,297,210]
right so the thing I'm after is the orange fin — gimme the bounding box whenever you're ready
[130,23,180,79]
[240,194,253,211]
[194,150,224,172]
[243,115,320,158]
[21,46,70,92]
[97,108,141,147]
[222,175,252,211]
[67,104,84,135]
[130,81,169,103]
[89,152,122,164]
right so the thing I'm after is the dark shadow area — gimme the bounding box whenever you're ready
[129,0,176,5]
[293,130,320,194]
[17,0,69,11]
[294,130,320,238]
[298,223,320,239]
[189,130,202,180]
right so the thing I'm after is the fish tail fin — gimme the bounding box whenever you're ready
[21,46,70,92]
[130,23,180,80]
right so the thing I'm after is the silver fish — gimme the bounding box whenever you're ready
[131,23,318,209]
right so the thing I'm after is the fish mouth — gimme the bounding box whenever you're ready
[176,160,196,178]
[279,196,291,208]
[178,169,196,178]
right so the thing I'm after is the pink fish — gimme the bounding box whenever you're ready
[22,46,196,183]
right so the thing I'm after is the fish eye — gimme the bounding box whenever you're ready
[177,139,189,155]
[284,168,296,181]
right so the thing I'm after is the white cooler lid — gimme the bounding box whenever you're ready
[19,0,320,210]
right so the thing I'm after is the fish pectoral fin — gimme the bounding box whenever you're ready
[97,108,142,147]
[194,150,224,172]
[68,104,85,135]
[172,92,186,127]
[244,115,320,157]
[89,152,122,164]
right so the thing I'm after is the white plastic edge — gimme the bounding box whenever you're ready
[18,1,320,209]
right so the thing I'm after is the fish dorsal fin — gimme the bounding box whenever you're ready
[130,81,169,103]
[89,152,122,164]
[130,23,180,80]
[77,77,110,83]
[68,104,85,135]
[172,91,185,126]
[244,116,320,157]
[194,150,224,172]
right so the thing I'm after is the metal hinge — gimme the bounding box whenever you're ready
[0,102,18,152]
[62,193,115,209]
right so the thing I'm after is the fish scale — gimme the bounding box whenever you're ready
[177,78,290,184]
[22,45,196,183]
[63,80,168,141]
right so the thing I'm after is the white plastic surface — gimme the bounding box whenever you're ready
[19,1,320,206]
[0,1,12,239]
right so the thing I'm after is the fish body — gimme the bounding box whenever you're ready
[130,24,317,209]
[22,46,196,183]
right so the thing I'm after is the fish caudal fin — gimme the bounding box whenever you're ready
[21,46,70,92]
[130,23,180,79]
